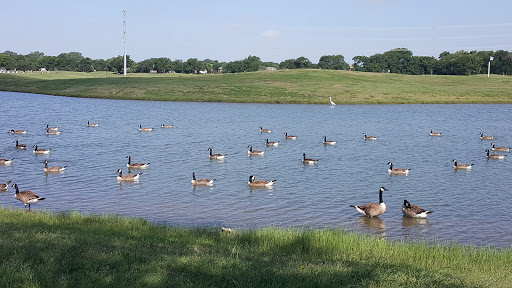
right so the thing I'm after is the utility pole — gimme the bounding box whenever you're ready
[488,56,494,78]
[123,10,127,76]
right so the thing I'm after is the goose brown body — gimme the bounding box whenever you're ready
[44,160,67,173]
[116,169,142,181]
[9,129,27,134]
[363,133,377,140]
[126,156,150,169]
[323,136,336,145]
[191,172,215,186]
[429,129,441,136]
[265,139,279,146]
[485,149,506,159]
[248,145,264,156]
[350,187,388,217]
[14,140,27,149]
[387,162,410,175]
[46,123,59,131]
[87,121,99,127]
[11,183,45,209]
[138,124,153,131]
[284,132,297,140]
[0,158,14,165]
[452,159,473,170]
[302,153,318,164]
[208,148,226,160]
[259,126,272,133]
[33,145,50,154]
[402,200,432,218]
[490,143,510,152]
[161,124,173,128]
[248,175,276,187]
[480,132,494,140]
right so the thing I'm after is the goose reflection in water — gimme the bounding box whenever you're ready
[356,216,386,237]
[401,216,430,238]
[402,216,429,227]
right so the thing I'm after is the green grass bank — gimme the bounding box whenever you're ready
[1,70,512,104]
[1,208,511,288]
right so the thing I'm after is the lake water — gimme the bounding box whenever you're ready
[1,91,511,247]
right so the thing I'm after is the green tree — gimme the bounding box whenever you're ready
[279,59,296,69]
[0,53,14,70]
[318,55,349,70]
[242,55,262,72]
[77,57,94,72]
[108,55,135,73]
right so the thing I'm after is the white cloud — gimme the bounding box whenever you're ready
[261,30,280,39]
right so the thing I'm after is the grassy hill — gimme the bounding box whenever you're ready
[1,69,511,104]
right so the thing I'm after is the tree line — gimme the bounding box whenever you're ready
[1,48,511,75]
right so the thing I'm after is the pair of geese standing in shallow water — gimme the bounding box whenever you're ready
[350,187,433,218]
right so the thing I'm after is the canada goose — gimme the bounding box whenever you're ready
[45,128,60,135]
[161,124,173,128]
[138,124,153,132]
[248,175,276,187]
[43,160,67,173]
[485,149,506,159]
[429,129,441,136]
[45,123,59,131]
[452,159,473,170]
[126,156,150,169]
[13,140,27,149]
[329,96,336,106]
[33,145,50,154]
[116,169,142,182]
[191,172,215,186]
[259,126,272,133]
[350,187,388,217]
[0,180,11,191]
[11,183,45,209]
[208,148,226,160]
[363,133,377,140]
[490,143,510,152]
[265,139,279,147]
[87,121,99,127]
[323,136,336,145]
[302,153,318,164]
[480,132,494,140]
[9,129,27,134]
[248,145,264,156]
[402,200,433,218]
[284,132,297,140]
[0,158,15,165]
[387,162,410,175]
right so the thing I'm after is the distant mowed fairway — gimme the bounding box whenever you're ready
[1,69,511,104]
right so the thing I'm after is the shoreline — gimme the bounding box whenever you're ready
[1,207,511,287]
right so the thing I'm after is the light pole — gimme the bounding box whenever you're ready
[488,56,494,78]
[123,10,127,76]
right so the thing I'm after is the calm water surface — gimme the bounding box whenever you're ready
[1,91,511,247]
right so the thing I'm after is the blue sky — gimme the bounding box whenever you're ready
[2,0,511,63]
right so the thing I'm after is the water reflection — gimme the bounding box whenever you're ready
[401,216,429,227]
[356,216,386,237]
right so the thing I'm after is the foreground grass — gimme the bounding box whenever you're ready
[1,208,511,287]
[1,70,512,104]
